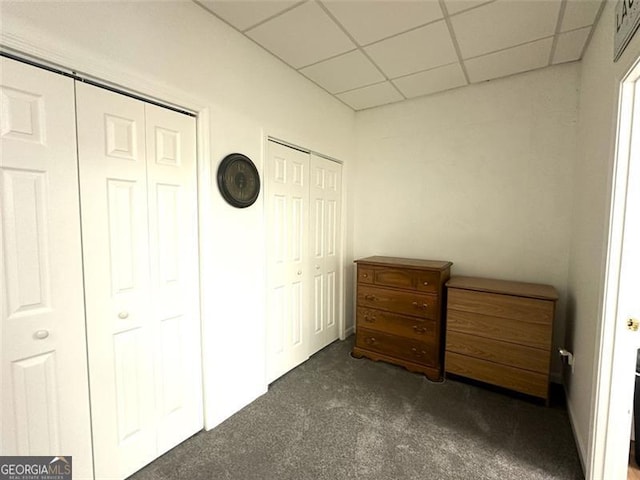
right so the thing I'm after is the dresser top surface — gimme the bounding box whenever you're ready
[355,256,452,271]
[446,276,558,301]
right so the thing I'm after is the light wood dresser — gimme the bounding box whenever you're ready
[352,256,452,381]
[445,276,558,403]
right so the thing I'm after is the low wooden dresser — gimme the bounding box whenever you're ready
[352,256,452,381]
[445,276,558,402]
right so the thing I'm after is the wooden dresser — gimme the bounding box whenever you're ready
[352,256,452,381]
[445,276,558,402]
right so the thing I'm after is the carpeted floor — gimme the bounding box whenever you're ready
[130,337,583,480]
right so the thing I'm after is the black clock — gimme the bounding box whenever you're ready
[217,153,261,208]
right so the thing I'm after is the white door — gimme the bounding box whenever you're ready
[592,58,640,479]
[266,141,310,383]
[76,82,156,479]
[144,103,203,455]
[309,154,342,353]
[0,58,94,478]
[76,83,202,479]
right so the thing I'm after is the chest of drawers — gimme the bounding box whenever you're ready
[352,256,452,381]
[444,276,558,403]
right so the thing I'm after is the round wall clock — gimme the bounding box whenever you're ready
[217,153,261,208]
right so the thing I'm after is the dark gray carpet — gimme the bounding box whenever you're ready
[130,337,583,480]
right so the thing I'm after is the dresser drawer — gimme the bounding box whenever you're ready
[357,328,436,367]
[371,267,439,293]
[446,331,551,374]
[446,309,552,349]
[358,266,374,284]
[448,289,554,325]
[357,307,436,341]
[357,285,437,319]
[445,351,548,399]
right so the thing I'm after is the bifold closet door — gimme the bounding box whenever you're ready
[0,57,94,478]
[266,141,311,383]
[308,154,342,353]
[76,82,202,479]
[266,141,343,384]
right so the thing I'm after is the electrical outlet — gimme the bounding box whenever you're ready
[559,348,575,373]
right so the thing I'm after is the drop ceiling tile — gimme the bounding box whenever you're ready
[364,21,458,79]
[444,0,495,16]
[246,1,355,68]
[321,0,443,46]
[552,26,591,64]
[560,0,601,32]
[465,37,553,83]
[393,63,467,98]
[300,50,385,94]
[336,81,403,110]
[451,0,561,59]
[198,0,302,31]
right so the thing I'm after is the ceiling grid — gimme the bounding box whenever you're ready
[195,0,604,111]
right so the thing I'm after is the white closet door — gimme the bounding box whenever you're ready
[309,154,342,353]
[266,141,310,383]
[144,103,203,455]
[0,58,94,478]
[76,83,156,479]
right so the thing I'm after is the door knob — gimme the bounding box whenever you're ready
[628,318,639,331]
[34,330,49,340]
[118,311,129,319]
[297,270,302,276]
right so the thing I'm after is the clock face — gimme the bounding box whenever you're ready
[217,153,260,208]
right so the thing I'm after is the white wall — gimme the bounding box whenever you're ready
[0,1,355,430]
[565,1,640,473]
[352,64,579,379]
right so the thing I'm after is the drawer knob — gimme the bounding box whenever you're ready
[411,347,427,358]
[365,337,377,345]
[363,273,368,278]
[423,281,429,286]
[364,315,376,323]
[412,325,427,334]
[412,301,428,310]
[364,294,376,301]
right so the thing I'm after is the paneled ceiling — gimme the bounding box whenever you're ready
[195,0,604,110]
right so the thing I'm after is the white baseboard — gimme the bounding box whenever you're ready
[564,383,588,476]
[344,326,354,338]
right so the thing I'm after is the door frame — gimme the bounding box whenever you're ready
[0,43,213,424]
[262,135,348,356]
[589,54,640,479]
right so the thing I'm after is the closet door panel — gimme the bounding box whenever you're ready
[0,57,93,479]
[76,82,156,479]
[266,141,310,383]
[309,154,342,353]
[144,103,202,455]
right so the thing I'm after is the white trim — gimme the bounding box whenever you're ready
[565,384,588,475]
[196,108,214,429]
[338,157,348,342]
[588,54,640,480]
[344,326,355,338]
